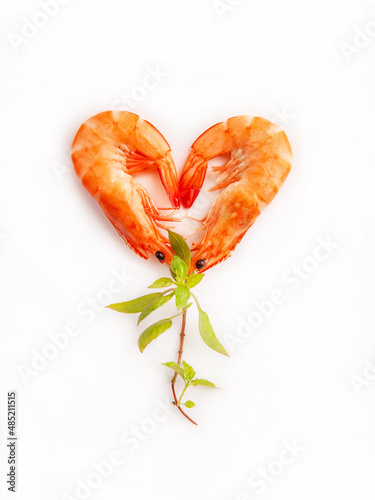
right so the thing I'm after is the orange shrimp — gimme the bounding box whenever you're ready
[71,111,180,264]
[179,116,293,273]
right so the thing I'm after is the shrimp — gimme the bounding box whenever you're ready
[179,116,293,273]
[71,110,180,264]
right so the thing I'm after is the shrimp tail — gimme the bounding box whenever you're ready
[122,149,180,209]
[179,119,235,208]
[156,153,180,209]
[179,150,208,208]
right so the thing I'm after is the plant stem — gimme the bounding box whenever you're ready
[190,292,201,311]
[169,310,185,321]
[172,308,187,385]
[171,308,198,425]
[177,382,189,405]
[171,383,197,426]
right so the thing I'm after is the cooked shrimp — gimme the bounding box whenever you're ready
[71,110,180,264]
[179,116,293,272]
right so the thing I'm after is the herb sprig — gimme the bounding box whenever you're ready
[107,230,228,425]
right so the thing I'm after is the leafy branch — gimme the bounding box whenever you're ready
[164,360,219,407]
[107,230,228,424]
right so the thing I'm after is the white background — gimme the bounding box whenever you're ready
[1,0,375,499]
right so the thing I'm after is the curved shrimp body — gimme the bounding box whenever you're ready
[179,116,293,272]
[71,111,180,264]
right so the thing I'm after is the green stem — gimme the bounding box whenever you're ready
[190,292,202,311]
[169,310,185,321]
[177,381,190,406]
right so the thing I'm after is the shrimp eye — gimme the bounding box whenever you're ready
[155,251,165,261]
[195,259,206,269]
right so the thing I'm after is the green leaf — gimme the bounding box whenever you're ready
[182,361,196,381]
[191,379,218,388]
[162,362,185,380]
[138,319,172,353]
[107,293,162,313]
[168,230,191,268]
[184,400,195,408]
[175,284,190,310]
[170,267,178,281]
[148,278,174,289]
[137,292,174,324]
[170,255,188,282]
[198,310,229,356]
[186,273,204,288]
